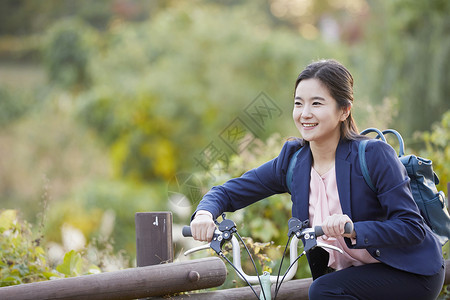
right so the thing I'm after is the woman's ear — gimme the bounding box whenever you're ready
[340,106,351,121]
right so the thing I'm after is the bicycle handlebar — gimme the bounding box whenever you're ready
[182,218,352,285]
[182,224,300,284]
[183,222,353,239]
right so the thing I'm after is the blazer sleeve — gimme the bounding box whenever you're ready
[349,140,427,249]
[194,140,302,220]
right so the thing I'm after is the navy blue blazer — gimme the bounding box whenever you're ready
[196,138,443,276]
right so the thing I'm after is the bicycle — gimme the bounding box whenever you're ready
[182,214,351,300]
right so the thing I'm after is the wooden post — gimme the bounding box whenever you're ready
[0,257,227,300]
[135,212,173,266]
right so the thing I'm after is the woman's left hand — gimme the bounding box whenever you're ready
[321,214,356,239]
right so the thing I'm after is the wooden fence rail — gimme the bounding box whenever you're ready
[152,259,450,300]
[0,257,226,300]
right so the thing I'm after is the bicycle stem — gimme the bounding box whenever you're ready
[259,271,272,300]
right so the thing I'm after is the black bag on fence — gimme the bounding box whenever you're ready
[359,128,450,245]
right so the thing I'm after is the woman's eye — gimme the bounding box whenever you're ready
[312,101,322,106]
[294,101,302,106]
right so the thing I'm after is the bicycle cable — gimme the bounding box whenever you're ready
[220,254,261,300]
[273,234,292,299]
[274,250,306,299]
[235,231,268,300]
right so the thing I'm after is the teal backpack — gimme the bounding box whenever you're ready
[359,128,450,245]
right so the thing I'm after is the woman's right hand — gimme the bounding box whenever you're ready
[190,210,216,242]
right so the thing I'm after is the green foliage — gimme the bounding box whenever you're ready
[192,134,312,280]
[43,18,95,90]
[44,179,167,256]
[0,1,448,289]
[0,209,129,287]
[78,92,179,180]
[76,3,347,182]
[56,250,100,277]
[418,110,450,192]
[356,0,450,138]
[56,250,84,277]
[0,106,111,222]
[0,210,57,286]
[202,134,293,242]
[77,179,167,255]
[0,86,35,126]
[240,237,274,274]
[0,0,164,36]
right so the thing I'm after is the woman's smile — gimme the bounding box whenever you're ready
[302,123,318,128]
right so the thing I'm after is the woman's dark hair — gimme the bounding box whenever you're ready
[294,59,359,140]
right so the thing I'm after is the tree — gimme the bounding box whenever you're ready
[43,18,95,91]
[76,3,346,181]
[358,0,450,138]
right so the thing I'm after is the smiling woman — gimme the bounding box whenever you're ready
[189,59,444,300]
[292,60,354,176]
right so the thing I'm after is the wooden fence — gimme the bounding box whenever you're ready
[0,211,449,299]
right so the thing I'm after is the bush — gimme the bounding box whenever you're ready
[418,110,450,193]
[0,209,130,287]
[75,3,349,182]
[0,210,57,286]
[43,18,96,90]
[0,86,35,126]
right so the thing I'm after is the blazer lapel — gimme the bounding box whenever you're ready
[292,144,312,221]
[335,140,352,219]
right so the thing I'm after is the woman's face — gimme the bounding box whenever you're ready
[293,78,348,145]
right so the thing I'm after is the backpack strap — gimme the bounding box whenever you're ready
[358,140,377,193]
[286,148,303,193]
[360,128,386,142]
[382,129,405,157]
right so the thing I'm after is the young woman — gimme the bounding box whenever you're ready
[190,59,444,299]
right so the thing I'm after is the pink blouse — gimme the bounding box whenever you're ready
[309,166,379,270]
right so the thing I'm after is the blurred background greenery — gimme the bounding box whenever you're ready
[0,0,449,287]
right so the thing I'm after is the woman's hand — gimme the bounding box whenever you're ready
[190,210,216,242]
[321,214,356,239]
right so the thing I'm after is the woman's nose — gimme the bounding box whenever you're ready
[301,104,312,118]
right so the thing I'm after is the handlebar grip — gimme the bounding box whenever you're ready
[314,226,325,237]
[182,226,192,237]
[315,222,353,237]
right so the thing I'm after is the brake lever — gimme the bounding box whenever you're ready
[184,244,211,256]
[210,217,236,255]
[301,228,319,252]
[287,217,309,238]
[183,229,225,256]
[184,214,237,256]
[316,241,344,254]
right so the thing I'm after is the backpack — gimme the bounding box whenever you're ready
[359,128,450,245]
